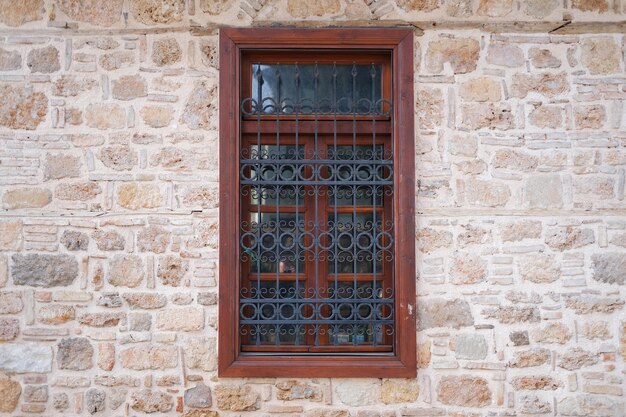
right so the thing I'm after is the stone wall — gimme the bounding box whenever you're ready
[0,0,625,416]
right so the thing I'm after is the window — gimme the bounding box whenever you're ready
[219,28,416,377]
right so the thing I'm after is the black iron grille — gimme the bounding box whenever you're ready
[239,62,395,352]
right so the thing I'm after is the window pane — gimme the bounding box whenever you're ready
[248,213,305,274]
[251,64,383,114]
[327,213,383,274]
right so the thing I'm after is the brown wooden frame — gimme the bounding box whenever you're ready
[219,27,416,378]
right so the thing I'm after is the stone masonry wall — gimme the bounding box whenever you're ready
[0,0,625,416]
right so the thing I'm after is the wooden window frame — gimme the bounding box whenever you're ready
[219,27,416,378]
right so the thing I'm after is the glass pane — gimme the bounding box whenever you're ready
[328,145,386,206]
[250,281,306,345]
[327,213,383,274]
[250,185,305,206]
[251,64,382,114]
[250,144,304,160]
[249,213,305,274]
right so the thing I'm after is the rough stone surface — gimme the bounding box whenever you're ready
[123,292,167,309]
[0,0,43,26]
[37,304,75,324]
[532,323,572,344]
[120,344,177,370]
[182,185,219,208]
[381,379,419,404]
[128,312,151,331]
[460,76,501,102]
[526,175,563,208]
[572,0,609,12]
[185,383,212,409]
[92,230,125,251]
[78,312,125,327]
[529,48,561,68]
[0,47,21,70]
[501,220,542,241]
[156,307,203,331]
[112,75,147,100]
[131,0,185,24]
[575,105,606,129]
[511,376,561,390]
[0,379,21,412]
[510,72,569,98]
[138,225,171,253]
[275,380,323,401]
[53,392,69,410]
[510,331,530,346]
[565,295,625,314]
[581,37,620,75]
[0,291,23,314]
[510,348,550,368]
[98,342,115,371]
[85,388,106,414]
[545,226,595,251]
[117,183,163,209]
[583,321,611,340]
[416,228,452,253]
[12,254,78,287]
[454,334,487,360]
[157,255,188,286]
[523,0,559,18]
[487,44,524,67]
[26,46,60,73]
[417,298,474,330]
[287,0,341,17]
[0,220,22,251]
[57,337,93,370]
[558,348,599,371]
[437,376,491,407]
[519,394,552,414]
[446,0,472,16]
[131,389,173,413]
[396,0,440,12]
[450,253,486,284]
[462,178,510,207]
[44,153,82,180]
[461,103,513,130]
[55,182,102,201]
[99,51,135,70]
[0,344,52,373]
[558,395,623,417]
[477,0,513,17]
[519,254,560,283]
[0,317,19,340]
[52,75,97,97]
[108,255,145,288]
[335,380,379,406]
[56,0,123,26]
[0,85,47,130]
[493,149,538,172]
[215,385,259,411]
[141,105,174,128]
[199,0,234,14]
[180,80,216,129]
[85,104,126,129]
[483,306,540,324]
[67,238,94,265]
[152,38,182,66]
[529,105,563,128]
[426,38,479,74]
[591,253,626,285]
[183,337,217,372]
